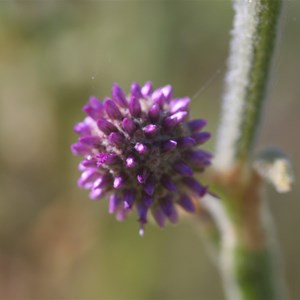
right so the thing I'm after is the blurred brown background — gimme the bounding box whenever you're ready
[0,1,299,299]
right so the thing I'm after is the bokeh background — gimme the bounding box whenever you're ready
[0,1,299,299]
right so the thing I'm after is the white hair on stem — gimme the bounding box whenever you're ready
[214,0,261,170]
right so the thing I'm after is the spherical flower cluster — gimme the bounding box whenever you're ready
[71,82,212,235]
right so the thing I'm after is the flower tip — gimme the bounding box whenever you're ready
[135,143,149,155]
[126,156,137,168]
[148,104,161,121]
[192,131,211,145]
[188,119,208,132]
[141,81,153,97]
[161,84,173,100]
[97,118,117,135]
[131,82,142,98]
[129,96,142,117]
[112,83,128,108]
[104,98,123,120]
[178,194,196,213]
[170,97,190,113]
[113,176,125,189]
[143,124,158,137]
[161,140,177,152]
[163,111,188,130]
[122,117,136,135]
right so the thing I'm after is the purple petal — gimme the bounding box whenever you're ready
[191,132,211,145]
[122,117,136,135]
[83,116,95,127]
[79,136,99,146]
[89,96,103,110]
[80,169,97,181]
[170,97,190,113]
[160,85,172,101]
[161,175,177,192]
[112,83,128,108]
[137,168,149,184]
[160,194,174,217]
[73,122,91,136]
[183,150,212,167]
[137,202,148,224]
[109,193,121,214]
[113,174,126,189]
[177,137,196,148]
[152,91,165,106]
[93,174,111,189]
[89,188,105,200]
[97,118,117,135]
[77,169,98,188]
[151,206,166,228]
[144,177,155,196]
[187,119,207,133]
[182,177,207,197]
[131,82,142,98]
[129,96,141,117]
[173,161,193,176]
[161,140,177,152]
[126,156,137,168]
[151,88,162,102]
[162,111,188,130]
[80,159,97,168]
[82,96,104,120]
[108,132,124,147]
[96,153,119,166]
[82,105,97,120]
[143,193,154,207]
[148,104,161,122]
[135,143,149,155]
[71,143,91,155]
[116,207,127,221]
[78,162,87,171]
[104,98,123,120]
[123,189,135,209]
[143,124,158,137]
[141,81,153,97]
[178,194,196,213]
[185,149,212,160]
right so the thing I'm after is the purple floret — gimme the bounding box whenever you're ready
[71,82,211,235]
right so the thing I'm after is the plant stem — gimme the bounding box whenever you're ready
[199,1,285,299]
[214,0,282,171]
[201,185,287,300]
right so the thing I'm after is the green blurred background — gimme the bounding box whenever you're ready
[0,1,299,299]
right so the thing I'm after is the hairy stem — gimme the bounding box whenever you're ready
[199,1,285,299]
[214,0,282,171]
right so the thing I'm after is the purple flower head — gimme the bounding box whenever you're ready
[71,82,211,235]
